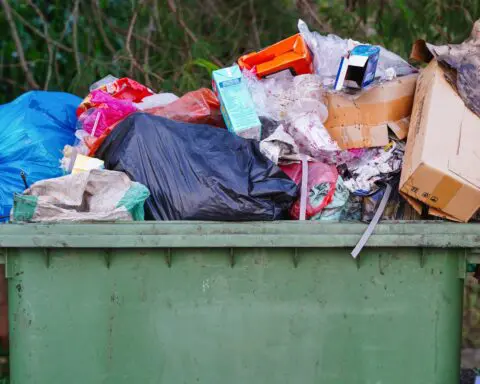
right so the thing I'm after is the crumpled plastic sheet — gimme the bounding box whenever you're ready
[260,123,366,165]
[78,77,153,116]
[244,72,341,156]
[0,91,80,220]
[260,124,304,164]
[243,69,297,122]
[77,90,138,138]
[298,19,416,87]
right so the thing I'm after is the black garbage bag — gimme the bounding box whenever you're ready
[96,113,298,220]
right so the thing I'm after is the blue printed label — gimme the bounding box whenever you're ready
[220,78,241,88]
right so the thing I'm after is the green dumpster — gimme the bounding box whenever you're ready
[0,222,479,384]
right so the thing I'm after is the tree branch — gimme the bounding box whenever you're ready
[0,0,40,89]
[92,0,116,55]
[26,0,53,90]
[10,6,73,53]
[167,0,223,67]
[249,0,261,49]
[144,15,155,88]
[72,0,81,76]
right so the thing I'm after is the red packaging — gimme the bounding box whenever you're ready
[145,88,225,127]
[280,162,338,220]
[77,77,153,116]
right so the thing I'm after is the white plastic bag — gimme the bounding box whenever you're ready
[89,74,119,91]
[134,93,179,110]
[298,19,416,86]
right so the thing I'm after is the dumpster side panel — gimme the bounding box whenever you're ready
[8,247,462,384]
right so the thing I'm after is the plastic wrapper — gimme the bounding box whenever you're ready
[245,72,341,158]
[96,113,298,221]
[11,169,149,223]
[286,103,339,157]
[77,77,153,116]
[60,143,89,173]
[310,176,350,221]
[260,124,366,165]
[280,162,338,220]
[260,124,303,164]
[243,70,320,121]
[134,93,179,110]
[298,19,352,84]
[77,90,137,138]
[89,74,118,91]
[145,88,224,127]
[0,91,80,221]
[298,19,416,86]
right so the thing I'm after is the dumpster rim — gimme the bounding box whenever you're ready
[0,221,479,249]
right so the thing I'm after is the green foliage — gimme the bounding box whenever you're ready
[0,0,478,103]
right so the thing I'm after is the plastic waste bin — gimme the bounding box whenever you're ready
[0,222,479,384]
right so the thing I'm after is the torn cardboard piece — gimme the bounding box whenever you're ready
[410,19,480,119]
[400,60,480,222]
[324,73,418,149]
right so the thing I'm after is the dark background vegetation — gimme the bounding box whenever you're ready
[0,0,479,365]
[0,0,478,103]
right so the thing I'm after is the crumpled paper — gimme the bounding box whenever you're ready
[340,140,405,195]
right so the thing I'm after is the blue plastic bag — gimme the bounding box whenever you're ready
[0,91,81,221]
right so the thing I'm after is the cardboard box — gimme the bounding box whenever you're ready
[334,45,380,91]
[324,73,418,149]
[212,65,262,140]
[400,60,480,222]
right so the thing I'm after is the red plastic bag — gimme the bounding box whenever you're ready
[78,90,137,138]
[88,88,225,156]
[145,88,225,127]
[280,161,338,220]
[77,77,153,116]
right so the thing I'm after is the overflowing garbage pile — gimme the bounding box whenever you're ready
[2,20,480,237]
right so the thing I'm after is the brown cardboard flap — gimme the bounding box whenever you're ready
[326,124,388,150]
[388,117,410,140]
[325,95,415,127]
[410,40,434,63]
[428,207,463,222]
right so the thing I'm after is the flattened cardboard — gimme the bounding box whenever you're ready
[324,73,418,149]
[400,60,480,222]
[428,207,462,222]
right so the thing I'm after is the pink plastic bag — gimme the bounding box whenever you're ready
[78,90,137,138]
[280,161,338,220]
